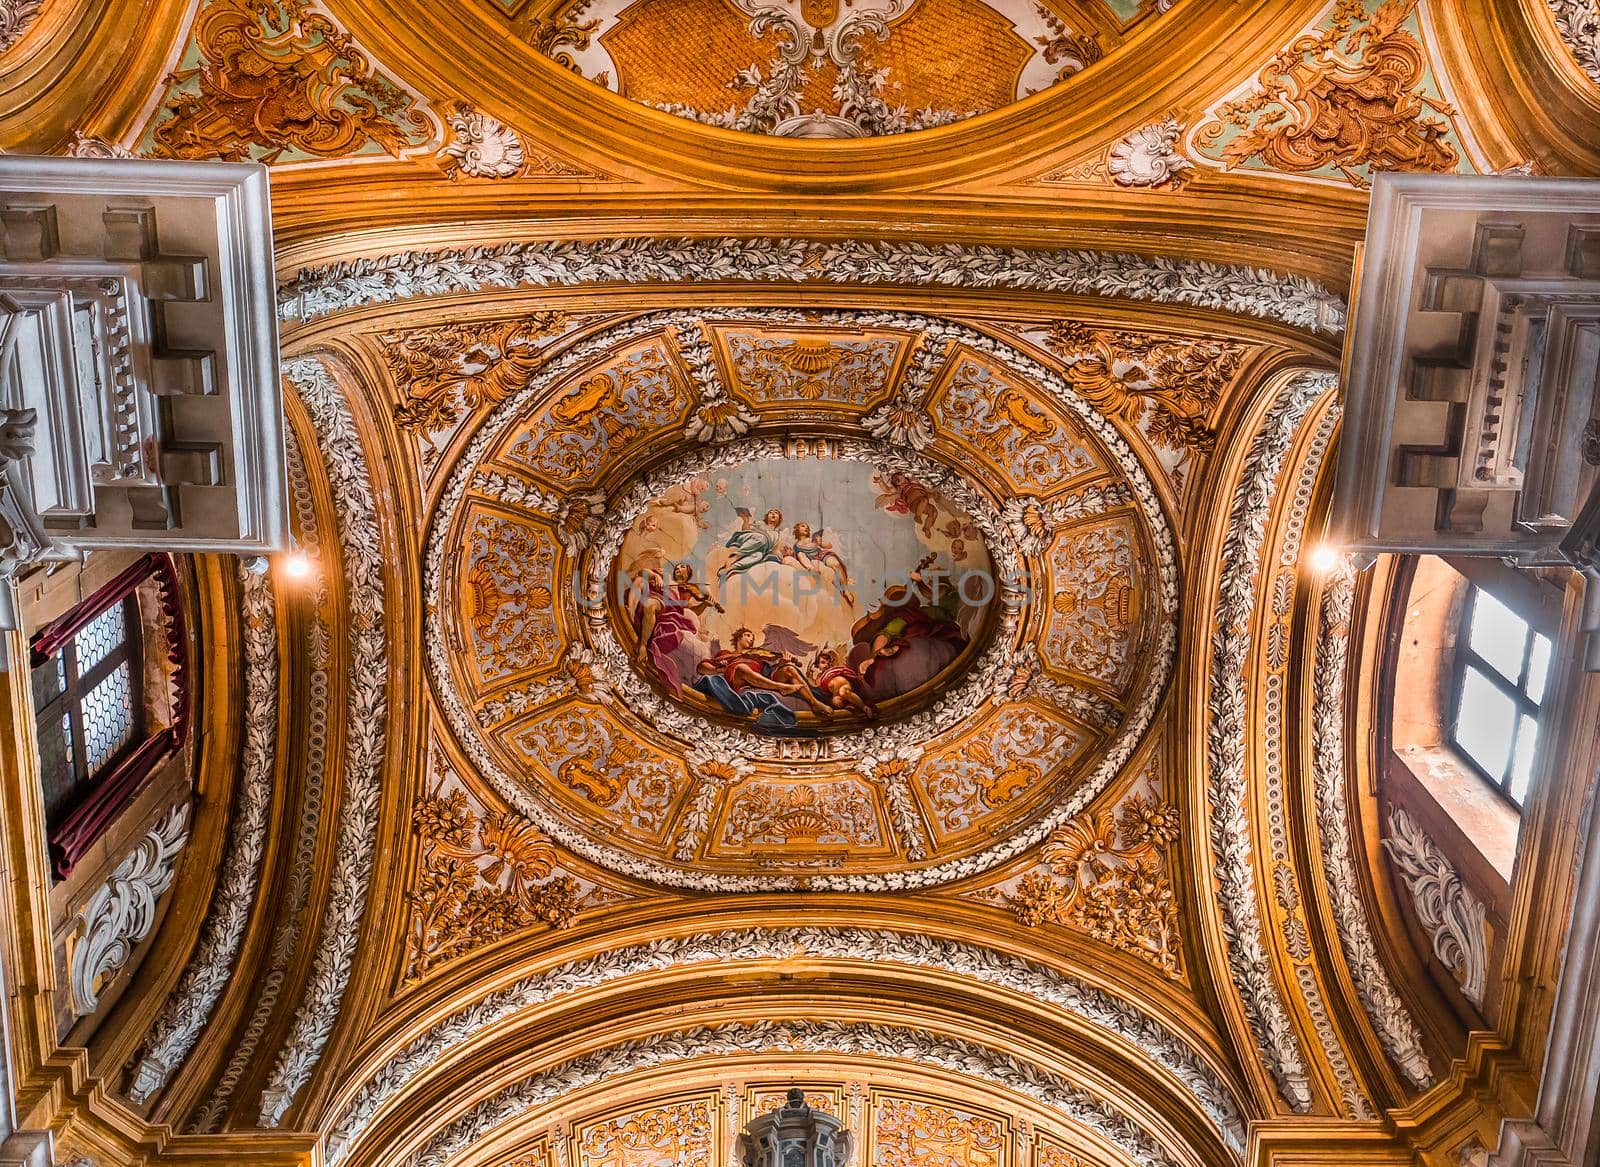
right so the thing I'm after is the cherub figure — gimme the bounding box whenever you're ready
[809,648,876,718]
[873,470,940,537]
[783,521,856,605]
[645,477,712,528]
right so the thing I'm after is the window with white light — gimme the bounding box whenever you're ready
[1449,584,1553,807]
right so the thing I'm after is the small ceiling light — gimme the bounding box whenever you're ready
[1309,544,1341,573]
[283,549,312,579]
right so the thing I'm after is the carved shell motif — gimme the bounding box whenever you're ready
[443,106,527,179]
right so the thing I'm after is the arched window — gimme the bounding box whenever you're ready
[28,554,189,879]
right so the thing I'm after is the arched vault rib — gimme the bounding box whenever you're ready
[1192,366,1438,1120]
[253,356,392,1127]
[318,927,1249,1165]
[338,997,1232,1167]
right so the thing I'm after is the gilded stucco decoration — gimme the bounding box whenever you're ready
[969,745,1182,977]
[408,746,632,978]
[424,308,1178,891]
[383,311,615,474]
[275,238,1347,335]
[1204,370,1329,1113]
[258,357,391,1128]
[183,434,337,1133]
[458,1074,1155,1167]
[139,0,439,164]
[1314,569,1435,1088]
[125,567,281,1105]
[1249,394,1373,1119]
[1188,0,1481,187]
[508,0,1160,138]
[5,2,1596,1165]
[404,1023,1188,1167]
[0,0,41,52]
[1544,0,1600,86]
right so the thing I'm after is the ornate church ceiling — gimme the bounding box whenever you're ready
[6,3,1600,1167]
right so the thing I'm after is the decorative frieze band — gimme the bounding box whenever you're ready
[1314,572,1435,1087]
[402,1021,1188,1167]
[276,238,1346,337]
[1545,1,1600,87]
[1206,371,1329,1111]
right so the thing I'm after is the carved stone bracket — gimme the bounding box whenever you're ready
[1382,806,1490,1007]
[69,804,190,1015]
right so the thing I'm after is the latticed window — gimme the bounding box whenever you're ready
[28,555,189,879]
[32,597,143,818]
[1449,583,1554,807]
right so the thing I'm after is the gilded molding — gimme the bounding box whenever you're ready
[140,0,439,165]
[324,927,1246,1164]
[402,1021,1188,1167]
[276,239,1347,336]
[1206,371,1330,1112]
[258,356,389,1126]
[189,433,334,1132]
[1382,806,1490,1007]
[1545,0,1600,86]
[72,805,191,1015]
[127,569,280,1103]
[1256,402,1371,1118]
[1187,0,1476,188]
[1313,570,1435,1087]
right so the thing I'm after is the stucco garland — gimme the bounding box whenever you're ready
[276,238,1346,337]
[258,356,390,1127]
[324,927,1245,1164]
[422,307,1178,892]
[1206,370,1330,1111]
[190,433,336,1133]
[124,566,279,1104]
[1545,0,1600,86]
[1257,402,1370,1119]
[1313,569,1435,1088]
[400,1021,1192,1167]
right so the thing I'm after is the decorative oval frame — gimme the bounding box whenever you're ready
[584,437,1024,758]
[423,308,1180,891]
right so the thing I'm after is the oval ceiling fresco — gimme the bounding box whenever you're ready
[426,309,1177,890]
[610,452,999,736]
[513,0,1166,137]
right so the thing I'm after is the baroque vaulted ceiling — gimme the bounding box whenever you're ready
[5,2,1600,1167]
